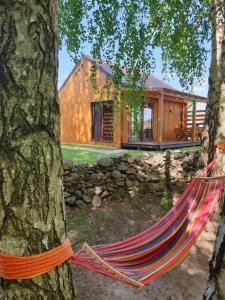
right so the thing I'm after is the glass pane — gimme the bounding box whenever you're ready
[130,109,142,142]
[143,106,153,141]
[92,102,103,140]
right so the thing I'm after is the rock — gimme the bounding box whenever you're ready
[87,188,95,195]
[63,160,73,171]
[76,161,89,168]
[63,192,70,198]
[144,158,154,165]
[128,174,136,180]
[139,183,154,193]
[90,173,98,181]
[75,190,82,198]
[115,179,125,186]
[126,168,136,175]
[97,157,112,167]
[100,190,109,198]
[71,166,79,172]
[174,152,185,159]
[118,188,127,196]
[97,172,104,179]
[155,183,164,193]
[111,170,122,179]
[149,176,161,183]
[65,195,77,206]
[83,194,92,203]
[118,163,128,172]
[63,149,199,207]
[133,180,140,187]
[70,173,80,182]
[127,156,135,163]
[95,186,103,195]
[92,195,102,207]
[136,171,145,182]
[128,190,135,197]
[126,180,133,187]
[64,171,70,175]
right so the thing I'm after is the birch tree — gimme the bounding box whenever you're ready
[0,1,76,299]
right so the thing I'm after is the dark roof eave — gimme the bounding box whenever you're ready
[145,87,208,103]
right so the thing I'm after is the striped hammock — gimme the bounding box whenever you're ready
[71,157,225,289]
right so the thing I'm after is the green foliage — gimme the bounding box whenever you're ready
[60,0,211,127]
[161,190,169,212]
[60,0,211,92]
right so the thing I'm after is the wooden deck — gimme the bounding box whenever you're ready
[121,141,201,150]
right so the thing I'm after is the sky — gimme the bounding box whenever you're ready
[58,43,211,99]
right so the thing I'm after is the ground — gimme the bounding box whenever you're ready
[67,192,218,300]
[61,143,200,163]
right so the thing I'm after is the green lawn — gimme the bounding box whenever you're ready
[61,144,200,163]
[61,148,113,163]
[62,143,116,150]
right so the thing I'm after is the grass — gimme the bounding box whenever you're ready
[67,209,110,247]
[62,143,116,150]
[62,148,106,163]
[118,203,131,217]
[61,143,200,163]
[174,146,200,153]
[61,144,148,163]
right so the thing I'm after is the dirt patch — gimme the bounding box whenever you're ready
[66,194,218,300]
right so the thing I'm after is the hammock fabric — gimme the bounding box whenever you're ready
[71,157,225,288]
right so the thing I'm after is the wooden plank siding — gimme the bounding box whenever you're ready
[162,99,185,141]
[59,58,121,147]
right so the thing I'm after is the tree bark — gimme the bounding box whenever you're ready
[203,1,225,299]
[0,1,76,299]
[199,0,223,167]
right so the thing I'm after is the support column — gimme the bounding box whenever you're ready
[158,92,164,144]
[192,101,197,142]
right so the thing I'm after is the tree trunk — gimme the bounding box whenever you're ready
[0,1,76,299]
[199,0,223,167]
[203,1,225,299]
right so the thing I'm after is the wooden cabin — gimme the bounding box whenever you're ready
[59,55,207,150]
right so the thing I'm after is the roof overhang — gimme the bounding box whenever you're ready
[146,87,208,103]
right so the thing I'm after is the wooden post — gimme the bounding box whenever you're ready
[158,93,164,144]
[192,101,196,142]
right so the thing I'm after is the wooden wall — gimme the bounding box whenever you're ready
[162,99,184,141]
[59,58,121,147]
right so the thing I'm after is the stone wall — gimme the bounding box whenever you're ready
[63,150,200,207]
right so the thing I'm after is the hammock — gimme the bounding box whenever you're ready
[71,157,225,289]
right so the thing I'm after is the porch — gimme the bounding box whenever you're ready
[123,87,207,149]
[121,140,201,150]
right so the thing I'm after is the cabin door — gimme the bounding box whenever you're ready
[142,105,153,142]
[130,105,153,142]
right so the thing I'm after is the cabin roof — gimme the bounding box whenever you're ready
[59,54,207,103]
[83,55,175,90]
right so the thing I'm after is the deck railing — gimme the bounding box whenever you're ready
[175,107,206,142]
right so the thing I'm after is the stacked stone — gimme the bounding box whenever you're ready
[63,150,199,207]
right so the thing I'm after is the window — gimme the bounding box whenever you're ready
[130,104,153,142]
[92,101,114,141]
